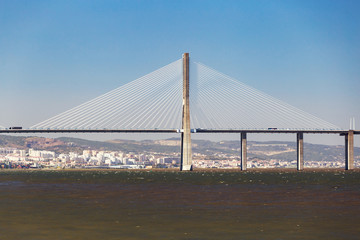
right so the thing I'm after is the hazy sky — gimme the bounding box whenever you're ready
[0,0,359,145]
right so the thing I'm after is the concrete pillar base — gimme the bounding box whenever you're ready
[297,132,304,171]
[181,165,193,171]
[241,132,247,171]
[345,130,354,170]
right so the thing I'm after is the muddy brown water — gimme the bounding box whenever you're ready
[0,169,359,240]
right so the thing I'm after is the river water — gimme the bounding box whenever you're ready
[0,169,359,240]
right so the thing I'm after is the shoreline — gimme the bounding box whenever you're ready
[1,167,359,173]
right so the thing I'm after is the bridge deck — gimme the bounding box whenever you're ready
[0,129,178,133]
[0,129,359,134]
[194,129,360,135]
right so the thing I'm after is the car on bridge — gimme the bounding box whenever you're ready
[9,127,22,130]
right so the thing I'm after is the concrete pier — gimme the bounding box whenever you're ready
[241,132,247,170]
[180,53,192,171]
[297,132,304,171]
[345,130,354,170]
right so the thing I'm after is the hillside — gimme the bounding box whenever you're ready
[0,135,359,162]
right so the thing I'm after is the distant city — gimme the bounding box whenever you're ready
[0,135,359,169]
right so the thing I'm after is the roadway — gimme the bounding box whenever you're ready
[0,129,359,135]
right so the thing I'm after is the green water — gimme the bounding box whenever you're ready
[0,169,359,240]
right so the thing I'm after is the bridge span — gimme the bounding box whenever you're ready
[0,128,358,171]
[1,53,358,170]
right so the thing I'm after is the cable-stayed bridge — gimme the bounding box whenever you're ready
[28,59,338,130]
[1,53,358,170]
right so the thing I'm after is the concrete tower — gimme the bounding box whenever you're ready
[180,53,192,171]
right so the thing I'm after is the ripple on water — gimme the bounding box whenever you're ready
[0,170,359,239]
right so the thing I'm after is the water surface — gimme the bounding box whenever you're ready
[0,169,359,240]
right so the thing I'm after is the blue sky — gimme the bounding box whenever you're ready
[0,0,359,144]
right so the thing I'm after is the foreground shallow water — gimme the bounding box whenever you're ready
[0,169,359,240]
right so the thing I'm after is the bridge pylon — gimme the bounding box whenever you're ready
[180,53,192,171]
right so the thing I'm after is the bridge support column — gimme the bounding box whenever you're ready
[345,130,354,170]
[180,53,192,171]
[297,132,304,171]
[241,132,247,170]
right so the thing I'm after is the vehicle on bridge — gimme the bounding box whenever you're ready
[9,127,22,130]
